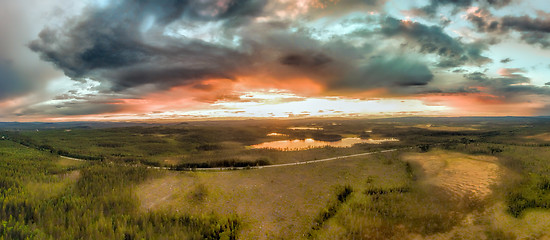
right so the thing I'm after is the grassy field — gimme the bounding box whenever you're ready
[135,151,407,239]
[1,117,550,239]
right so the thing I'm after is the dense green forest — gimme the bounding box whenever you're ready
[0,141,238,239]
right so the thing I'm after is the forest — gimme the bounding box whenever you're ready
[0,117,549,239]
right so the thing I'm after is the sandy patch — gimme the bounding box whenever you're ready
[62,170,81,181]
[136,172,196,210]
[525,133,550,141]
[162,157,181,166]
[402,150,501,200]
[58,156,86,167]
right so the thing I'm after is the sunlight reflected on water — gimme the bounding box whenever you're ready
[287,127,323,130]
[250,137,399,151]
[267,132,288,136]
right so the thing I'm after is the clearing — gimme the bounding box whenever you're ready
[525,133,550,142]
[402,149,501,200]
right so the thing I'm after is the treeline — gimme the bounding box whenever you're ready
[388,128,502,146]
[1,131,103,161]
[311,133,342,142]
[171,158,270,170]
[49,148,103,161]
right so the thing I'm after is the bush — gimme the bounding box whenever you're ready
[310,185,353,233]
[196,144,222,151]
[506,174,550,217]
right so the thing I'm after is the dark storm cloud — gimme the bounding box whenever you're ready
[0,60,29,100]
[465,68,529,85]
[500,16,550,33]
[29,0,444,105]
[518,32,550,48]
[500,16,550,48]
[464,69,550,100]
[466,10,550,48]
[279,52,332,68]
[380,17,491,67]
[21,99,123,116]
[465,8,500,32]
[463,71,489,82]
[238,22,435,93]
[29,0,266,92]
[339,56,434,89]
[25,0,504,112]
[484,0,512,7]
[500,57,512,63]
[104,0,267,24]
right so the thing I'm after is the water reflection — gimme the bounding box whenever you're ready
[250,137,399,151]
[287,127,323,130]
[267,132,287,136]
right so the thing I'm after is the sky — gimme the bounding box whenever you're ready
[1,0,550,121]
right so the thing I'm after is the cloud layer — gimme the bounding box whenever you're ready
[0,0,549,119]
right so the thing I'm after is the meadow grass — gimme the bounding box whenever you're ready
[135,151,408,239]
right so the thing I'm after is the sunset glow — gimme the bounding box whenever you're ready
[1,0,550,121]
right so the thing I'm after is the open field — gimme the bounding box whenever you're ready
[136,152,407,239]
[1,117,550,239]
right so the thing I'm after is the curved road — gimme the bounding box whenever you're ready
[169,148,399,171]
[61,147,401,171]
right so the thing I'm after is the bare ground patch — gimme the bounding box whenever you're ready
[525,133,550,142]
[161,157,182,166]
[135,172,196,210]
[402,150,501,200]
[57,156,87,168]
[62,170,81,181]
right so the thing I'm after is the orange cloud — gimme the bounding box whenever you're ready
[107,75,325,116]
[421,93,543,116]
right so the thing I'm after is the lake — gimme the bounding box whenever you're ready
[250,137,399,151]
